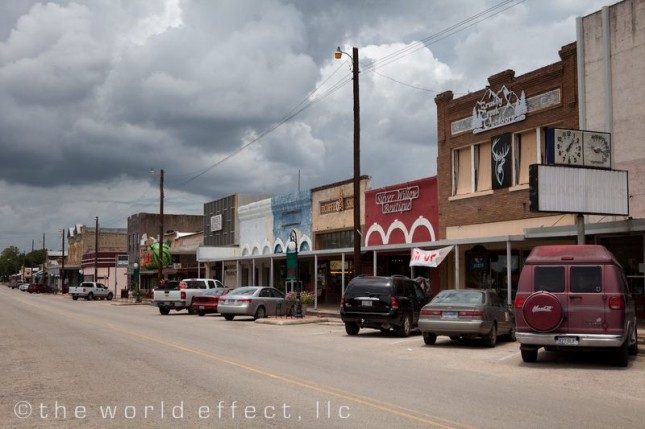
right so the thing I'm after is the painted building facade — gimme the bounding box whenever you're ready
[364,176,441,295]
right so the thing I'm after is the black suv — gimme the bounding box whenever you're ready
[340,275,430,337]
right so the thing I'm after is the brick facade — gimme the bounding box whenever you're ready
[435,43,579,239]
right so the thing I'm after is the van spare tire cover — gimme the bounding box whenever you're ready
[522,292,564,332]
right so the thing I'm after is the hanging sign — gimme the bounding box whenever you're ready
[410,246,454,268]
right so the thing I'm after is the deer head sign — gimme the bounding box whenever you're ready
[492,136,510,187]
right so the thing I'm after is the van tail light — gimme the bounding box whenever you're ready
[608,296,625,310]
[340,296,345,307]
[181,291,186,300]
[458,310,484,319]
[514,295,526,309]
[420,309,441,316]
[391,297,399,309]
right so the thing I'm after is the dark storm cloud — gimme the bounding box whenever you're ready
[0,0,619,251]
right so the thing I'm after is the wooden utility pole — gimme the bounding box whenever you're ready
[159,169,164,285]
[352,46,362,277]
[94,216,99,281]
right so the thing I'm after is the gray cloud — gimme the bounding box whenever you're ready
[0,0,618,252]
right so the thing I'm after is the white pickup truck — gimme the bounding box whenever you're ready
[152,278,225,315]
[69,282,114,301]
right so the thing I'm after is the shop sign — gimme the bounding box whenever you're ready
[472,85,527,134]
[210,214,222,232]
[320,190,354,214]
[376,185,419,214]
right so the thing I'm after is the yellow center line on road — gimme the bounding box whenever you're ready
[17,295,476,429]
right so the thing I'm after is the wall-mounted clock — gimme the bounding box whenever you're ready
[583,131,611,168]
[554,128,583,165]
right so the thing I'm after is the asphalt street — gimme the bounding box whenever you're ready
[2,286,644,429]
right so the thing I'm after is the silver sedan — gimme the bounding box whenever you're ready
[218,286,288,320]
[418,289,515,347]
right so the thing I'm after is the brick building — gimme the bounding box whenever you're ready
[434,43,581,294]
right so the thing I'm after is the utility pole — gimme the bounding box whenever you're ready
[61,229,65,290]
[42,233,46,284]
[94,216,99,281]
[159,169,164,285]
[351,46,362,277]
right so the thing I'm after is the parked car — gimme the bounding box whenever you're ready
[514,244,639,366]
[27,283,54,294]
[69,282,113,300]
[418,289,515,347]
[19,283,31,292]
[152,278,224,315]
[190,287,231,316]
[340,275,430,337]
[218,286,287,320]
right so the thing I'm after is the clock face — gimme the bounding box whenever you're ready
[554,129,583,165]
[583,131,611,168]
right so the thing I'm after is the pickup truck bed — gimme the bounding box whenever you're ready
[152,279,225,315]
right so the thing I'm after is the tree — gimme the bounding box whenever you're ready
[24,249,46,268]
[0,246,24,280]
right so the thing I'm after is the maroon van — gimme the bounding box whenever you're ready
[514,245,639,367]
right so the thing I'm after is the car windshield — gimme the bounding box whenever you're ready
[229,287,257,296]
[433,291,484,305]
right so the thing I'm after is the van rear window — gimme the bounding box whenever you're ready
[570,266,602,293]
[534,266,565,293]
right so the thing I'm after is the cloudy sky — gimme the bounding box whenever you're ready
[0,0,619,253]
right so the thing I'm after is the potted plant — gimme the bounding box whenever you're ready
[286,290,314,314]
[132,287,143,302]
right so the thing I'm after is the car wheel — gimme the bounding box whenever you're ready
[187,307,196,315]
[485,323,497,348]
[521,349,538,363]
[159,307,170,315]
[223,314,235,321]
[396,313,412,337]
[87,292,94,301]
[628,325,639,356]
[197,311,205,317]
[72,296,78,301]
[106,293,113,301]
[345,322,360,336]
[254,306,266,320]
[449,336,461,341]
[423,332,437,345]
[615,339,629,367]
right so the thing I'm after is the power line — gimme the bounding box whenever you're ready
[174,0,527,190]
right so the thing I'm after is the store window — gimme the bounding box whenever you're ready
[514,129,538,185]
[453,146,472,195]
[316,230,354,250]
[475,142,492,191]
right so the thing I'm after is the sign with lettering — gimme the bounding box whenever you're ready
[210,214,222,232]
[472,85,527,134]
[376,186,420,214]
[320,197,353,214]
[409,246,454,268]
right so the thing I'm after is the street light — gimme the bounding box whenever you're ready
[132,262,141,302]
[335,46,362,277]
